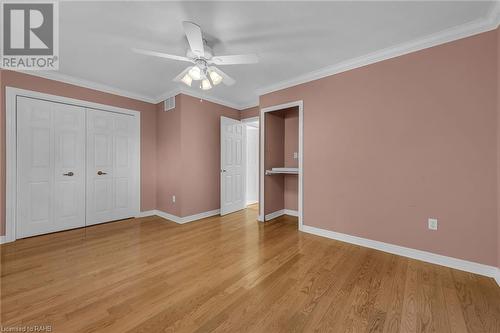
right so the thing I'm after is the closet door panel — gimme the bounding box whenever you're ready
[86,110,137,225]
[53,103,86,230]
[17,98,54,238]
[17,97,85,238]
[112,113,136,220]
[86,110,114,225]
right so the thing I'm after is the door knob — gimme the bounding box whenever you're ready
[221,169,227,173]
[97,171,107,175]
[63,172,74,176]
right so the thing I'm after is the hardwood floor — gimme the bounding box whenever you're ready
[1,204,499,332]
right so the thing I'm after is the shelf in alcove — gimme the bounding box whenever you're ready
[265,167,299,176]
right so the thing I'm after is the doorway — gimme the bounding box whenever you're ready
[260,101,303,228]
[242,117,259,208]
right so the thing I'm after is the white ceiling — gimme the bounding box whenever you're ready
[40,1,496,108]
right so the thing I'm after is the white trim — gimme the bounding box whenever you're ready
[284,209,298,217]
[301,224,500,284]
[15,71,260,110]
[139,209,220,224]
[237,101,260,110]
[19,71,156,103]
[246,200,258,206]
[241,116,260,123]
[136,210,157,218]
[257,8,500,97]
[264,209,299,220]
[495,269,500,287]
[5,87,142,243]
[154,88,255,111]
[265,210,285,221]
[181,209,220,224]
[260,101,303,230]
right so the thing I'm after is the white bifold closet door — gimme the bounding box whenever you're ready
[16,96,139,239]
[86,109,139,225]
[17,97,86,238]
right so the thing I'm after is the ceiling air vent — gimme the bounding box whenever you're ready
[164,96,176,111]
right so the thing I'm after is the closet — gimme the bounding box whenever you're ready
[16,96,139,238]
[264,106,299,219]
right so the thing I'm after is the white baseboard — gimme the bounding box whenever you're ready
[265,210,284,220]
[265,209,299,220]
[246,200,258,206]
[284,209,298,217]
[0,235,15,245]
[136,210,157,218]
[139,209,220,224]
[301,224,500,285]
[180,209,220,224]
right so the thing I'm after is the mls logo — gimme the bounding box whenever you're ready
[1,1,59,70]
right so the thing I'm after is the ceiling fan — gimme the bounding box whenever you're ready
[133,21,258,90]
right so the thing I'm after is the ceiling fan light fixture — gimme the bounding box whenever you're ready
[209,70,223,85]
[201,78,212,90]
[181,73,193,86]
[188,66,202,80]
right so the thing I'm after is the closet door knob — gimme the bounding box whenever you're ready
[221,169,227,173]
[63,172,74,176]
[97,171,107,175]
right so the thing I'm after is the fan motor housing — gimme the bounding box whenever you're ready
[187,44,213,60]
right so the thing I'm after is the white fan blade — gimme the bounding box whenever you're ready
[182,21,205,57]
[173,66,192,82]
[210,66,235,86]
[210,54,258,65]
[133,48,193,63]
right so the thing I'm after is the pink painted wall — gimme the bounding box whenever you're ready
[0,70,3,236]
[261,31,498,266]
[240,106,259,119]
[0,70,158,235]
[497,28,500,269]
[284,108,299,211]
[178,94,240,217]
[264,111,285,215]
[156,99,181,216]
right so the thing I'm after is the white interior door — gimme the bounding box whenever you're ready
[17,97,86,238]
[220,116,246,215]
[86,109,139,225]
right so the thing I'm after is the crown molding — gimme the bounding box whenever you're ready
[257,6,500,97]
[154,86,258,110]
[17,70,157,103]
[11,3,500,109]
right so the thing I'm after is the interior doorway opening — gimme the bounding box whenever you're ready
[243,117,259,212]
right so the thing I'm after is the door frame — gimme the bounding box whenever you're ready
[259,100,303,230]
[242,116,259,206]
[3,87,141,244]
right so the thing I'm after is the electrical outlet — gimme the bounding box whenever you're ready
[293,152,298,159]
[172,195,176,203]
[428,218,438,230]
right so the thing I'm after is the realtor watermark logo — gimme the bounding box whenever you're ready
[1,1,59,70]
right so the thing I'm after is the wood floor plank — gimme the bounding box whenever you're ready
[1,205,499,333]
